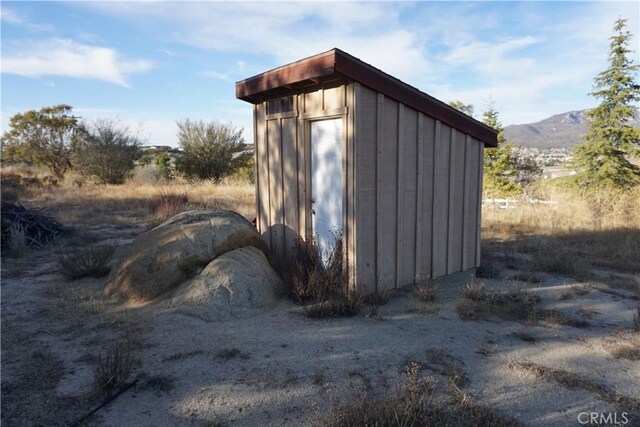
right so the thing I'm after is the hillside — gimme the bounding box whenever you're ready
[503,109,639,149]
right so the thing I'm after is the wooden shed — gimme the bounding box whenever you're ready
[235,48,497,294]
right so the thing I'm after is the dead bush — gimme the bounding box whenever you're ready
[416,280,439,303]
[279,236,360,318]
[463,280,487,301]
[303,289,361,318]
[94,344,134,391]
[279,237,324,302]
[326,362,437,427]
[1,201,69,251]
[58,245,115,280]
[326,360,521,427]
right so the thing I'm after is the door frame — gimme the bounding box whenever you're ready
[302,108,348,240]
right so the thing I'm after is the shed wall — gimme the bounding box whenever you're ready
[254,82,484,293]
[354,85,483,291]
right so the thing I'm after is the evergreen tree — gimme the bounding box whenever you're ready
[572,18,640,190]
[482,106,521,197]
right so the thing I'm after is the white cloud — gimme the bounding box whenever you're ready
[75,1,640,125]
[1,39,153,87]
[0,7,54,32]
[82,1,430,82]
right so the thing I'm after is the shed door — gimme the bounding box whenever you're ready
[311,118,343,265]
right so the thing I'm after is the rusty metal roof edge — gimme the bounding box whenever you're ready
[235,49,337,85]
[332,48,497,147]
[235,48,498,147]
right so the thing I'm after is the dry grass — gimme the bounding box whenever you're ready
[463,280,487,301]
[326,358,522,427]
[58,245,115,280]
[3,165,255,226]
[483,186,640,278]
[607,344,640,361]
[416,280,439,303]
[458,284,589,328]
[508,358,640,410]
[150,191,191,225]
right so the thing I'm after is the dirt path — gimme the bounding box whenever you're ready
[2,223,639,426]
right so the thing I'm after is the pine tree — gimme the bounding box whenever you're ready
[572,18,640,190]
[482,106,521,197]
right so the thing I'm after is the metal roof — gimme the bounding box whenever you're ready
[236,48,497,147]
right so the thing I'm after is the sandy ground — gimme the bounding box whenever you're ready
[2,220,639,426]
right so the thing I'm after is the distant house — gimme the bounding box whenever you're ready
[236,49,497,293]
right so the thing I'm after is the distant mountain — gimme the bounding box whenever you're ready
[503,109,640,149]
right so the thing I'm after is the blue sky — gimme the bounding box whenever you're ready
[1,1,639,147]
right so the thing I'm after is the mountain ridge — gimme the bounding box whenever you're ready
[503,109,640,149]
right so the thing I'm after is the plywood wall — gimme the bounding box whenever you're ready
[354,84,483,292]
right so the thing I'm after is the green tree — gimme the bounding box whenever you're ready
[73,119,142,184]
[155,151,172,180]
[448,100,475,117]
[175,120,251,182]
[482,106,522,197]
[572,18,640,190]
[0,105,82,178]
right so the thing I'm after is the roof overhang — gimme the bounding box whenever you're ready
[236,49,498,147]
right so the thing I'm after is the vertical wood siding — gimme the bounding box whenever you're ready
[255,103,270,247]
[353,85,377,292]
[281,116,298,257]
[380,96,399,287]
[352,96,483,290]
[447,129,466,274]
[432,123,451,278]
[267,119,284,258]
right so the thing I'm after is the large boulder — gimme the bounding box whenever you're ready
[105,209,268,302]
[168,246,282,321]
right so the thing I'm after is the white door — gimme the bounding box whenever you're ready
[311,118,343,266]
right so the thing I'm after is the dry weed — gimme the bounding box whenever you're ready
[416,280,439,303]
[463,280,487,301]
[483,186,640,277]
[94,344,135,391]
[508,358,640,409]
[58,245,115,280]
[607,345,640,361]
